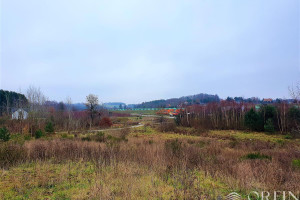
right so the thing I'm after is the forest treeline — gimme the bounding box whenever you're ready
[1,86,300,138]
[0,90,27,116]
[175,101,300,137]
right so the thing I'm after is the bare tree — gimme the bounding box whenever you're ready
[289,82,300,104]
[27,86,46,112]
[85,94,99,129]
[289,82,300,137]
[26,86,47,134]
[66,96,73,132]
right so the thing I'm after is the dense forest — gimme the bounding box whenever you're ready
[0,90,27,116]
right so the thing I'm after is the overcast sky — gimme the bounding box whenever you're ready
[1,0,299,104]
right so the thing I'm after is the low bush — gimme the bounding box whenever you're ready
[158,122,177,132]
[291,128,300,138]
[35,129,44,139]
[106,135,121,142]
[276,139,285,146]
[81,132,106,142]
[264,118,275,133]
[228,138,238,148]
[288,107,300,130]
[24,134,31,141]
[45,122,55,133]
[120,128,130,140]
[292,159,300,169]
[148,139,154,144]
[61,133,74,139]
[0,127,10,142]
[93,131,105,142]
[99,117,113,128]
[195,141,207,148]
[81,136,91,141]
[244,108,263,131]
[284,134,293,139]
[112,117,129,124]
[165,139,183,157]
[0,142,26,168]
[243,152,271,160]
[0,117,7,125]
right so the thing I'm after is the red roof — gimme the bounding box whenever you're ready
[263,98,272,102]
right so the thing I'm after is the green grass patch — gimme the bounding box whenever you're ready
[292,159,300,169]
[61,133,74,139]
[242,153,271,160]
[284,134,293,139]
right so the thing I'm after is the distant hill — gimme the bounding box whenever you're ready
[135,93,220,108]
[103,102,126,109]
[70,102,127,110]
[72,103,87,111]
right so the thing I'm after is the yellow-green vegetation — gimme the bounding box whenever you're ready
[292,159,300,169]
[0,161,235,200]
[131,126,200,140]
[209,130,300,143]
[0,161,94,200]
[131,126,298,143]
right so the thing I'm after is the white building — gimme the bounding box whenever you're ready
[12,109,28,120]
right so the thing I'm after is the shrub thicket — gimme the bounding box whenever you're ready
[94,131,106,142]
[99,117,113,127]
[264,118,275,133]
[244,108,262,131]
[35,129,44,139]
[259,105,276,123]
[292,159,300,169]
[165,139,182,158]
[45,122,54,133]
[288,107,300,132]
[0,127,10,142]
[158,122,177,132]
[0,142,26,168]
[243,152,271,160]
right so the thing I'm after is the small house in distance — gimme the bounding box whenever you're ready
[12,108,28,120]
[262,98,273,104]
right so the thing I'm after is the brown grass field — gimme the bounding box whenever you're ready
[1,121,300,199]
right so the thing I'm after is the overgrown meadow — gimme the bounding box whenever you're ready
[1,116,300,199]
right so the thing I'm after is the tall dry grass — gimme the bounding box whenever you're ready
[1,134,300,194]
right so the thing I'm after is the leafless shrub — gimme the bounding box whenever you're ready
[120,127,130,139]
[0,142,26,168]
[158,122,177,132]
